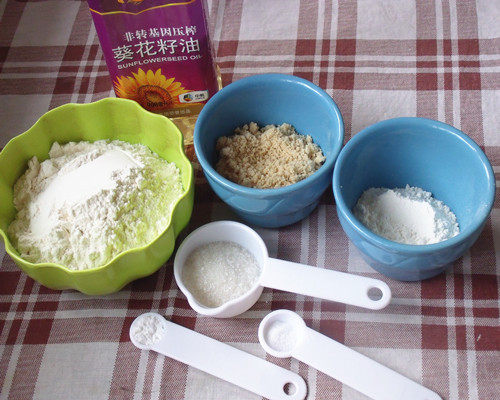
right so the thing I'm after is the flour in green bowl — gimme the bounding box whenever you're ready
[8,139,184,270]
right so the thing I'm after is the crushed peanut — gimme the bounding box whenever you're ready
[215,122,326,189]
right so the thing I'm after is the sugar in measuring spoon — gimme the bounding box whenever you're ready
[174,221,392,318]
[129,312,307,400]
[258,310,442,400]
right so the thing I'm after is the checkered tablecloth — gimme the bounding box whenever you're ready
[0,1,499,399]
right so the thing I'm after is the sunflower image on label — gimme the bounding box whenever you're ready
[114,69,192,112]
[87,0,219,118]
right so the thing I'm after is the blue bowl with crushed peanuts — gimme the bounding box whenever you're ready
[194,73,344,228]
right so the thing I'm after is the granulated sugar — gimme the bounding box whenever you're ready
[354,185,459,245]
[181,241,261,308]
[131,314,165,347]
[265,320,299,352]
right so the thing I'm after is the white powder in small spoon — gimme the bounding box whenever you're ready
[131,314,165,347]
[181,241,261,308]
[265,320,299,353]
[354,185,459,245]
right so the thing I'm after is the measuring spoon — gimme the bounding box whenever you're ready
[174,221,391,318]
[258,310,442,400]
[129,312,307,400]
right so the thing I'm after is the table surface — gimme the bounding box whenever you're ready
[0,1,499,399]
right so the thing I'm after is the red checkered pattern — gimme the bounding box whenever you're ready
[0,1,499,399]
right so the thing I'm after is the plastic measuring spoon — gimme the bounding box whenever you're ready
[174,221,391,318]
[258,310,442,400]
[129,312,307,400]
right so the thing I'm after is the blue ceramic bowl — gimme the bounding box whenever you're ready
[333,117,495,281]
[194,74,344,227]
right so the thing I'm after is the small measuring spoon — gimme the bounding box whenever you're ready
[174,221,391,318]
[258,310,442,400]
[129,312,307,400]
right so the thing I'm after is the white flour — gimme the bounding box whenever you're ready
[8,140,183,270]
[354,185,459,245]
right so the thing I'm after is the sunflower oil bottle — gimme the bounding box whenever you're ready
[87,0,221,163]
[170,64,222,165]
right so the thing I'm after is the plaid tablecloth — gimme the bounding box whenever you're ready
[0,1,499,399]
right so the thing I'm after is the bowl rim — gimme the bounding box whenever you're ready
[332,117,496,254]
[0,97,194,274]
[193,73,344,197]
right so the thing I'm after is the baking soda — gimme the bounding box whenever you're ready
[265,320,299,352]
[182,241,261,308]
[354,185,459,245]
[131,314,165,347]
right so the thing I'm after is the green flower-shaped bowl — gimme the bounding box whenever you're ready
[0,98,194,295]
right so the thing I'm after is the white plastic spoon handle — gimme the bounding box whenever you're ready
[151,319,307,400]
[260,258,391,310]
[292,327,441,400]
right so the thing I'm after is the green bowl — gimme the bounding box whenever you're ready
[0,98,194,295]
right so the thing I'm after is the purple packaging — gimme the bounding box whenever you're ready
[88,0,219,118]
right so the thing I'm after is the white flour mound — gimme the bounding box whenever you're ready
[354,185,459,245]
[8,140,183,270]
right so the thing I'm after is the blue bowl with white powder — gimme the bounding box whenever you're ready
[332,117,495,281]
